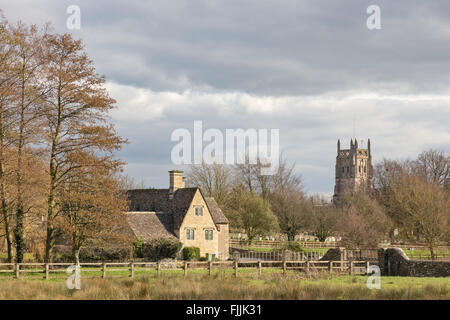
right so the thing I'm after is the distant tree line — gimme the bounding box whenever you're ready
[186,149,449,259]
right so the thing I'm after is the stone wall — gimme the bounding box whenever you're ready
[320,247,450,277]
[320,248,345,261]
[378,248,450,277]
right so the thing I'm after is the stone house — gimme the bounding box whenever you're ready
[126,170,229,260]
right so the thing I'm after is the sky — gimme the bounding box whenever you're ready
[1,1,449,197]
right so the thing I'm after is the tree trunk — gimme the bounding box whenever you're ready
[0,98,12,262]
[429,246,435,261]
[287,232,295,241]
[14,70,26,264]
[44,81,62,263]
[0,195,12,262]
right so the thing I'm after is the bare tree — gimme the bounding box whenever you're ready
[186,162,235,208]
[269,188,309,241]
[0,16,16,261]
[42,33,126,262]
[338,191,391,248]
[57,154,131,264]
[412,149,449,187]
[309,195,337,242]
[388,174,449,259]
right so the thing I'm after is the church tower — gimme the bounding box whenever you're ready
[333,138,374,203]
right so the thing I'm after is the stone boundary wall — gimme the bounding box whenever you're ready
[378,248,450,277]
[320,247,450,277]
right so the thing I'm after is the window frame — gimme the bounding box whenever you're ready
[186,228,195,240]
[194,206,203,216]
[205,229,213,241]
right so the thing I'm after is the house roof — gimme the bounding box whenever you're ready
[205,197,229,224]
[126,188,229,242]
[126,188,198,230]
[126,189,171,212]
[126,212,177,242]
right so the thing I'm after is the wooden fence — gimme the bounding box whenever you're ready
[230,240,338,249]
[236,250,323,261]
[0,260,371,279]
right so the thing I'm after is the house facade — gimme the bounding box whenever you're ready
[126,170,229,260]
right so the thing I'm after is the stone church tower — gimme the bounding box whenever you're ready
[333,138,374,203]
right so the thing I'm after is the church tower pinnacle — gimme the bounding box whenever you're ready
[333,138,374,204]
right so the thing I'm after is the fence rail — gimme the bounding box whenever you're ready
[236,250,323,261]
[0,260,372,279]
[230,240,338,248]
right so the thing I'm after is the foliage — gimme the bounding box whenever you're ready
[182,246,201,261]
[54,246,131,262]
[283,241,304,252]
[309,197,338,242]
[227,187,279,242]
[136,238,182,261]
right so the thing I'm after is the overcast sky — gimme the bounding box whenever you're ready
[2,1,449,197]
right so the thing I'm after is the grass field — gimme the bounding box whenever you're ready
[0,268,448,300]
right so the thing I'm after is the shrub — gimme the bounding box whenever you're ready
[284,241,304,252]
[183,246,200,260]
[54,246,132,262]
[134,238,146,258]
[138,238,182,261]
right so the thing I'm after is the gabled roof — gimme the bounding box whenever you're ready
[205,197,229,224]
[171,188,198,229]
[126,187,229,238]
[126,212,177,242]
[126,187,198,230]
[126,189,171,212]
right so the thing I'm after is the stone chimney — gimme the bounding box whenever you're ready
[169,170,185,199]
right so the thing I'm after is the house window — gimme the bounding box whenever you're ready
[195,206,203,216]
[186,229,195,240]
[205,230,213,240]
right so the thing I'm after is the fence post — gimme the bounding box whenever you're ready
[209,261,213,277]
[283,260,287,275]
[234,260,238,277]
[157,261,161,276]
[258,261,262,276]
[45,263,49,280]
[15,263,20,279]
[102,263,107,279]
[306,261,310,275]
[349,261,354,275]
[328,261,333,274]
[366,261,370,275]
[130,262,134,278]
[184,261,188,277]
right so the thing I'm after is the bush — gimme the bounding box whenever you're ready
[284,241,304,252]
[54,246,132,262]
[136,238,182,261]
[182,246,200,261]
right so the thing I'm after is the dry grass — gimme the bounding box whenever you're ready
[0,273,448,300]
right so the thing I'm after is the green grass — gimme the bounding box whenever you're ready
[0,271,448,300]
[0,253,35,262]
[402,248,450,260]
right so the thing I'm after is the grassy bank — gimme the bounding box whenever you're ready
[0,271,448,300]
